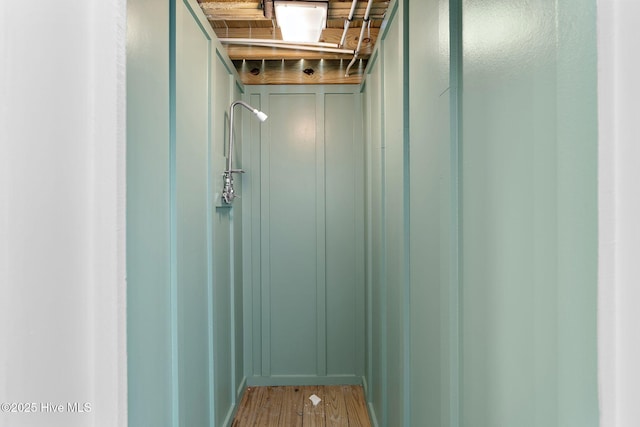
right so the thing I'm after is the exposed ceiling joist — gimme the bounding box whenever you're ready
[234,59,366,85]
[197,0,389,84]
[200,1,389,21]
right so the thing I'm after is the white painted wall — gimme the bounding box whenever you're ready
[0,1,127,427]
[598,1,640,426]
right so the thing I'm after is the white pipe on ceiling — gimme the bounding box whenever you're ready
[345,0,374,76]
[339,0,359,47]
[219,38,355,55]
[219,37,340,49]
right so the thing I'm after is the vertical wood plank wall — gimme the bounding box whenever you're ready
[407,0,455,426]
[362,0,598,426]
[460,0,598,425]
[381,6,406,425]
[127,1,245,426]
[241,86,365,387]
[126,0,173,424]
[363,53,385,427]
[175,3,210,425]
[363,0,598,427]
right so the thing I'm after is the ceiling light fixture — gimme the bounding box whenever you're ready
[274,1,328,43]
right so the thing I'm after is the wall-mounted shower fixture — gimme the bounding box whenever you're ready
[222,101,268,204]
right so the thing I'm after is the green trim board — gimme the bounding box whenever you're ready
[361,78,374,410]
[316,92,327,378]
[206,44,216,427]
[175,1,213,425]
[401,0,411,424]
[126,0,173,425]
[210,44,246,427]
[353,92,366,380]
[449,0,461,425]
[247,375,363,387]
[381,9,405,424]
[361,50,385,427]
[169,0,179,425]
[228,74,245,409]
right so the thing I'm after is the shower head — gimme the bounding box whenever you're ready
[254,110,268,122]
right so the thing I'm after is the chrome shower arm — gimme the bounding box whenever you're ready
[226,100,267,173]
[222,100,267,205]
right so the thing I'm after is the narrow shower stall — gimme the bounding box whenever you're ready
[127,0,598,426]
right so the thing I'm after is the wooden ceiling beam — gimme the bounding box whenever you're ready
[199,1,260,9]
[202,9,265,20]
[234,59,366,85]
[327,2,389,20]
[208,19,275,29]
[199,0,388,21]
[197,0,388,85]
[207,18,384,29]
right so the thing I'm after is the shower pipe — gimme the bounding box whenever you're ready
[339,0,359,47]
[345,0,374,76]
[222,101,268,205]
[218,38,355,55]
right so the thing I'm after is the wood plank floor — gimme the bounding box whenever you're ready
[232,385,371,427]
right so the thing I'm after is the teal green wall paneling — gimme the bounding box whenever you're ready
[126,0,173,425]
[460,0,598,425]
[267,93,319,376]
[128,0,245,425]
[362,1,406,425]
[210,51,233,426]
[174,1,211,426]
[363,0,597,425]
[461,0,556,418]
[408,0,454,426]
[243,86,364,386]
[382,6,406,425]
[325,94,365,377]
[175,2,211,426]
[363,55,385,427]
[130,0,598,424]
[555,0,598,424]
[448,1,462,425]
[243,93,264,380]
[231,81,246,405]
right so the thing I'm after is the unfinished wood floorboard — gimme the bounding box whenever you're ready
[232,387,261,427]
[343,385,370,427]
[279,386,304,427]
[231,388,251,427]
[324,384,349,427]
[253,386,285,425]
[232,385,371,426]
